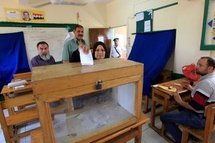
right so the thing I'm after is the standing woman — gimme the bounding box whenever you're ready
[92,41,111,103]
[92,41,108,60]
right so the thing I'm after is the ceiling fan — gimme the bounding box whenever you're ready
[32,0,87,8]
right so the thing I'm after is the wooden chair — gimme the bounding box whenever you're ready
[31,129,43,143]
[0,73,40,143]
[180,103,215,143]
[0,72,66,142]
[11,72,33,112]
[0,91,39,143]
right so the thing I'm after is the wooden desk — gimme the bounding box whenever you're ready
[1,72,32,99]
[150,78,190,136]
[1,84,32,96]
[13,72,31,81]
[1,84,33,114]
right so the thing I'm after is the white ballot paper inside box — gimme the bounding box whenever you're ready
[79,48,94,65]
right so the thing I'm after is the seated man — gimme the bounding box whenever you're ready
[160,56,215,143]
[31,41,56,67]
[31,41,59,108]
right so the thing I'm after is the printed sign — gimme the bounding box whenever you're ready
[5,8,45,23]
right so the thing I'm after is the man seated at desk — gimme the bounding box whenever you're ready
[31,41,56,67]
[160,56,215,143]
[31,41,59,108]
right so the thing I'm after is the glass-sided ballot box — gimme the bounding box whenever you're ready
[32,58,144,143]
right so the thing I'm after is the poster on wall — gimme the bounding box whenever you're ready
[200,0,215,50]
[5,8,45,23]
[135,9,153,33]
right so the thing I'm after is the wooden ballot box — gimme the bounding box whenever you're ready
[31,58,144,143]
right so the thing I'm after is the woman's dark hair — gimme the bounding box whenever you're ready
[92,41,108,59]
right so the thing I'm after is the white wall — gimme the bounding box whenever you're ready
[1,0,214,74]
[0,0,107,45]
[0,0,107,25]
[107,0,212,74]
[174,0,210,73]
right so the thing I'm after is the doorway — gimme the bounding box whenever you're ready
[89,28,113,57]
[111,26,127,59]
[88,26,127,58]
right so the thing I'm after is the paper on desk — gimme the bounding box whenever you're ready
[7,80,27,88]
[158,85,177,92]
[14,85,25,89]
[79,48,94,65]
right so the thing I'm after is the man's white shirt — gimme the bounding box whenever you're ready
[110,46,122,58]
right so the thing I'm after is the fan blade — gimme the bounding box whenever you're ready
[32,2,51,8]
[55,1,87,6]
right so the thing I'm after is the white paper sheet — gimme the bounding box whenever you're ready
[144,20,151,32]
[136,12,144,22]
[79,48,94,65]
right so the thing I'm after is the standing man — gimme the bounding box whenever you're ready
[62,24,89,63]
[62,24,90,109]
[110,38,122,58]
[31,41,55,67]
[160,57,215,143]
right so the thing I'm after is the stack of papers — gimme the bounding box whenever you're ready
[158,85,177,92]
[8,80,27,88]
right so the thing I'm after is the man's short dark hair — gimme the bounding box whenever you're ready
[201,56,215,69]
[23,11,29,15]
[37,41,49,48]
[113,38,119,41]
[73,24,83,31]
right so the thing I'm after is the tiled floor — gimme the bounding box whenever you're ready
[0,111,167,143]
